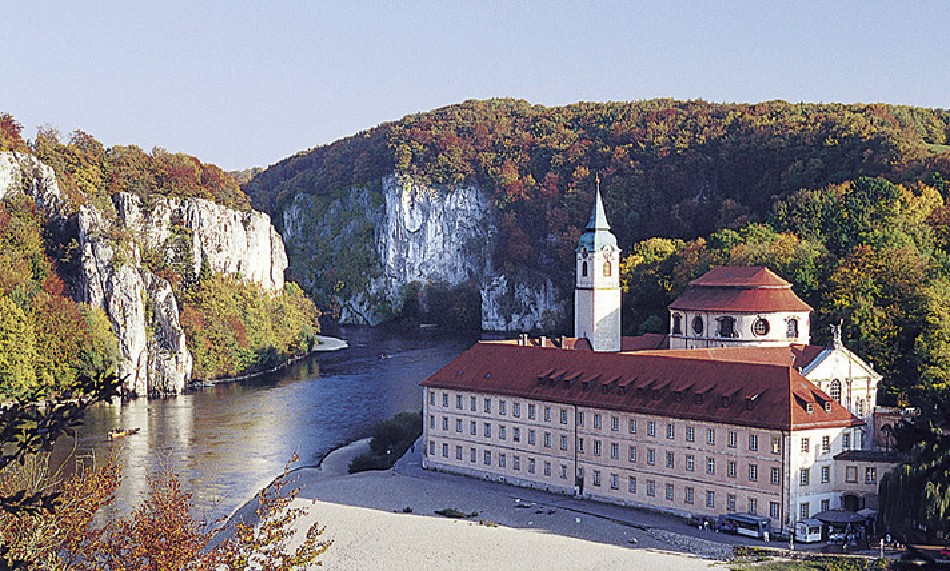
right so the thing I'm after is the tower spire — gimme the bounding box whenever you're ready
[587,173,610,231]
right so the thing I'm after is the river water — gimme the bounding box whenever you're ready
[57,326,475,521]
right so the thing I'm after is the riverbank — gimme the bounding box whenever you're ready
[189,334,348,387]
[253,437,735,570]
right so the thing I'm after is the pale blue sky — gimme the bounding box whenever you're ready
[2,2,948,170]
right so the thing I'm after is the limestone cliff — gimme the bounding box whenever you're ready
[0,151,287,395]
[277,174,565,331]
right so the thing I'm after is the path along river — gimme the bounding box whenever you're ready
[56,325,475,522]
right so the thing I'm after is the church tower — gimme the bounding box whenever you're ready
[574,176,621,352]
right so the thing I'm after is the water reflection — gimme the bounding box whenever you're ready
[56,326,475,520]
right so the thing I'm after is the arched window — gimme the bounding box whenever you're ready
[786,318,799,339]
[830,379,842,403]
[692,316,704,335]
[603,260,612,277]
[671,313,683,335]
[752,318,770,336]
[581,261,588,277]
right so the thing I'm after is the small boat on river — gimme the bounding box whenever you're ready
[108,427,140,441]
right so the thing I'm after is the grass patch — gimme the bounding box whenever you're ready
[348,411,423,473]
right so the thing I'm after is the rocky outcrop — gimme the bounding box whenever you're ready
[278,174,565,330]
[0,151,287,395]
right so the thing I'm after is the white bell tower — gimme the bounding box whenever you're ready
[574,175,621,352]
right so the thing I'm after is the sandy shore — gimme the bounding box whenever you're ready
[274,439,733,570]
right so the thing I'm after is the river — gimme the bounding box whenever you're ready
[56,325,476,522]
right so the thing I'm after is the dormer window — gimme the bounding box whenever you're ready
[672,313,683,335]
[806,402,814,414]
[716,316,737,338]
[786,318,799,339]
[823,402,832,412]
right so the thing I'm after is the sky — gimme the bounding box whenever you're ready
[2,1,949,171]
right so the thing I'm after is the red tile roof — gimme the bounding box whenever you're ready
[620,334,669,351]
[634,344,826,369]
[421,342,860,431]
[669,267,812,312]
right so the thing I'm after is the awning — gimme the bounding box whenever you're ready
[857,508,878,518]
[813,510,865,525]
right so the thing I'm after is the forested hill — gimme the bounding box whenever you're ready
[245,98,950,251]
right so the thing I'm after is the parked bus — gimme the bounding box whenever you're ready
[718,513,772,540]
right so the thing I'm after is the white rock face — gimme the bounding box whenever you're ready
[0,151,287,395]
[281,174,565,330]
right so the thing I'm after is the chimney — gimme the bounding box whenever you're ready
[561,335,568,349]
[539,335,548,347]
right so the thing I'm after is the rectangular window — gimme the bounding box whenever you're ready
[470,421,476,436]
[544,406,551,422]
[578,438,584,453]
[513,456,520,471]
[429,415,435,429]
[610,442,619,459]
[610,473,619,490]
[821,435,830,453]
[843,433,851,451]
[800,468,810,486]
[648,421,656,436]
[594,414,602,429]
[629,476,637,494]
[560,434,568,450]
[429,440,435,455]
[770,501,780,519]
[821,499,830,512]
[456,419,463,432]
[560,408,568,424]
[499,453,507,468]
[666,451,675,469]
[771,467,780,485]
[707,428,716,445]
[647,448,656,466]
[629,418,637,434]
[543,461,551,476]
[543,432,551,448]
[456,446,463,460]
[611,416,619,431]
[528,404,536,419]
[749,498,758,515]
[484,450,491,465]
[646,480,656,497]
[728,461,737,478]
[499,425,506,440]
[686,454,695,472]
[686,426,695,442]
[470,396,476,411]
[442,393,448,407]
[442,417,448,430]
[594,440,602,456]
[685,487,694,504]
[456,394,463,409]
[801,438,810,452]
[470,448,476,463]
[707,457,716,475]
[429,391,436,406]
[528,430,536,445]
[749,464,758,481]
[484,398,491,414]
[706,491,715,508]
[593,470,601,486]
[800,502,810,520]
[528,458,536,474]
[578,411,584,426]
[665,483,674,500]
[749,434,759,451]
[728,431,738,448]
[442,443,448,457]
[513,402,521,418]
[629,446,637,463]
[667,423,675,439]
[560,464,568,479]
[771,436,782,454]
[499,400,507,415]
[484,423,491,438]
[821,465,830,483]
[846,466,858,482]
[727,494,736,512]
[513,427,521,442]
[866,467,877,484]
